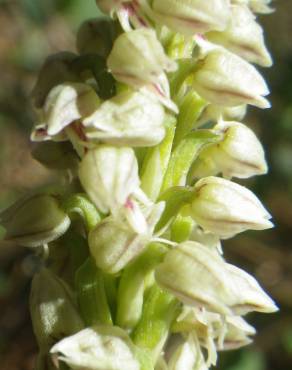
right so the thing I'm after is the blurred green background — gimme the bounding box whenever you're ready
[0,0,291,369]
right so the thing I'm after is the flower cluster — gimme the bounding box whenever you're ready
[1,0,277,369]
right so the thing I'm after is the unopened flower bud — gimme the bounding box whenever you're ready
[155,241,278,315]
[192,120,267,179]
[0,194,70,247]
[78,146,140,215]
[32,52,78,109]
[83,90,166,147]
[88,202,164,274]
[76,18,116,57]
[51,325,140,370]
[190,176,273,238]
[208,4,272,67]
[31,83,100,142]
[107,28,177,88]
[193,38,270,108]
[30,268,84,350]
[32,141,79,172]
[150,0,231,35]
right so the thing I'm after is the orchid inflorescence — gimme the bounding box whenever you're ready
[0,0,277,369]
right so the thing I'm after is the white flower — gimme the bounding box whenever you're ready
[190,176,273,238]
[192,38,270,108]
[31,83,100,142]
[107,29,177,111]
[150,0,231,35]
[88,202,165,273]
[155,241,278,315]
[192,120,267,179]
[83,90,166,147]
[108,29,176,87]
[208,4,272,67]
[78,146,140,215]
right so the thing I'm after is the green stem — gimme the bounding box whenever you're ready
[116,243,167,330]
[140,116,176,201]
[132,284,180,365]
[75,258,113,326]
[62,193,100,232]
[169,58,199,98]
[173,91,208,148]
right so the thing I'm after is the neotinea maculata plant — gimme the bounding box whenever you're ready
[0,0,278,369]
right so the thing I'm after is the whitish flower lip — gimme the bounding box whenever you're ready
[50,326,140,370]
[88,201,165,273]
